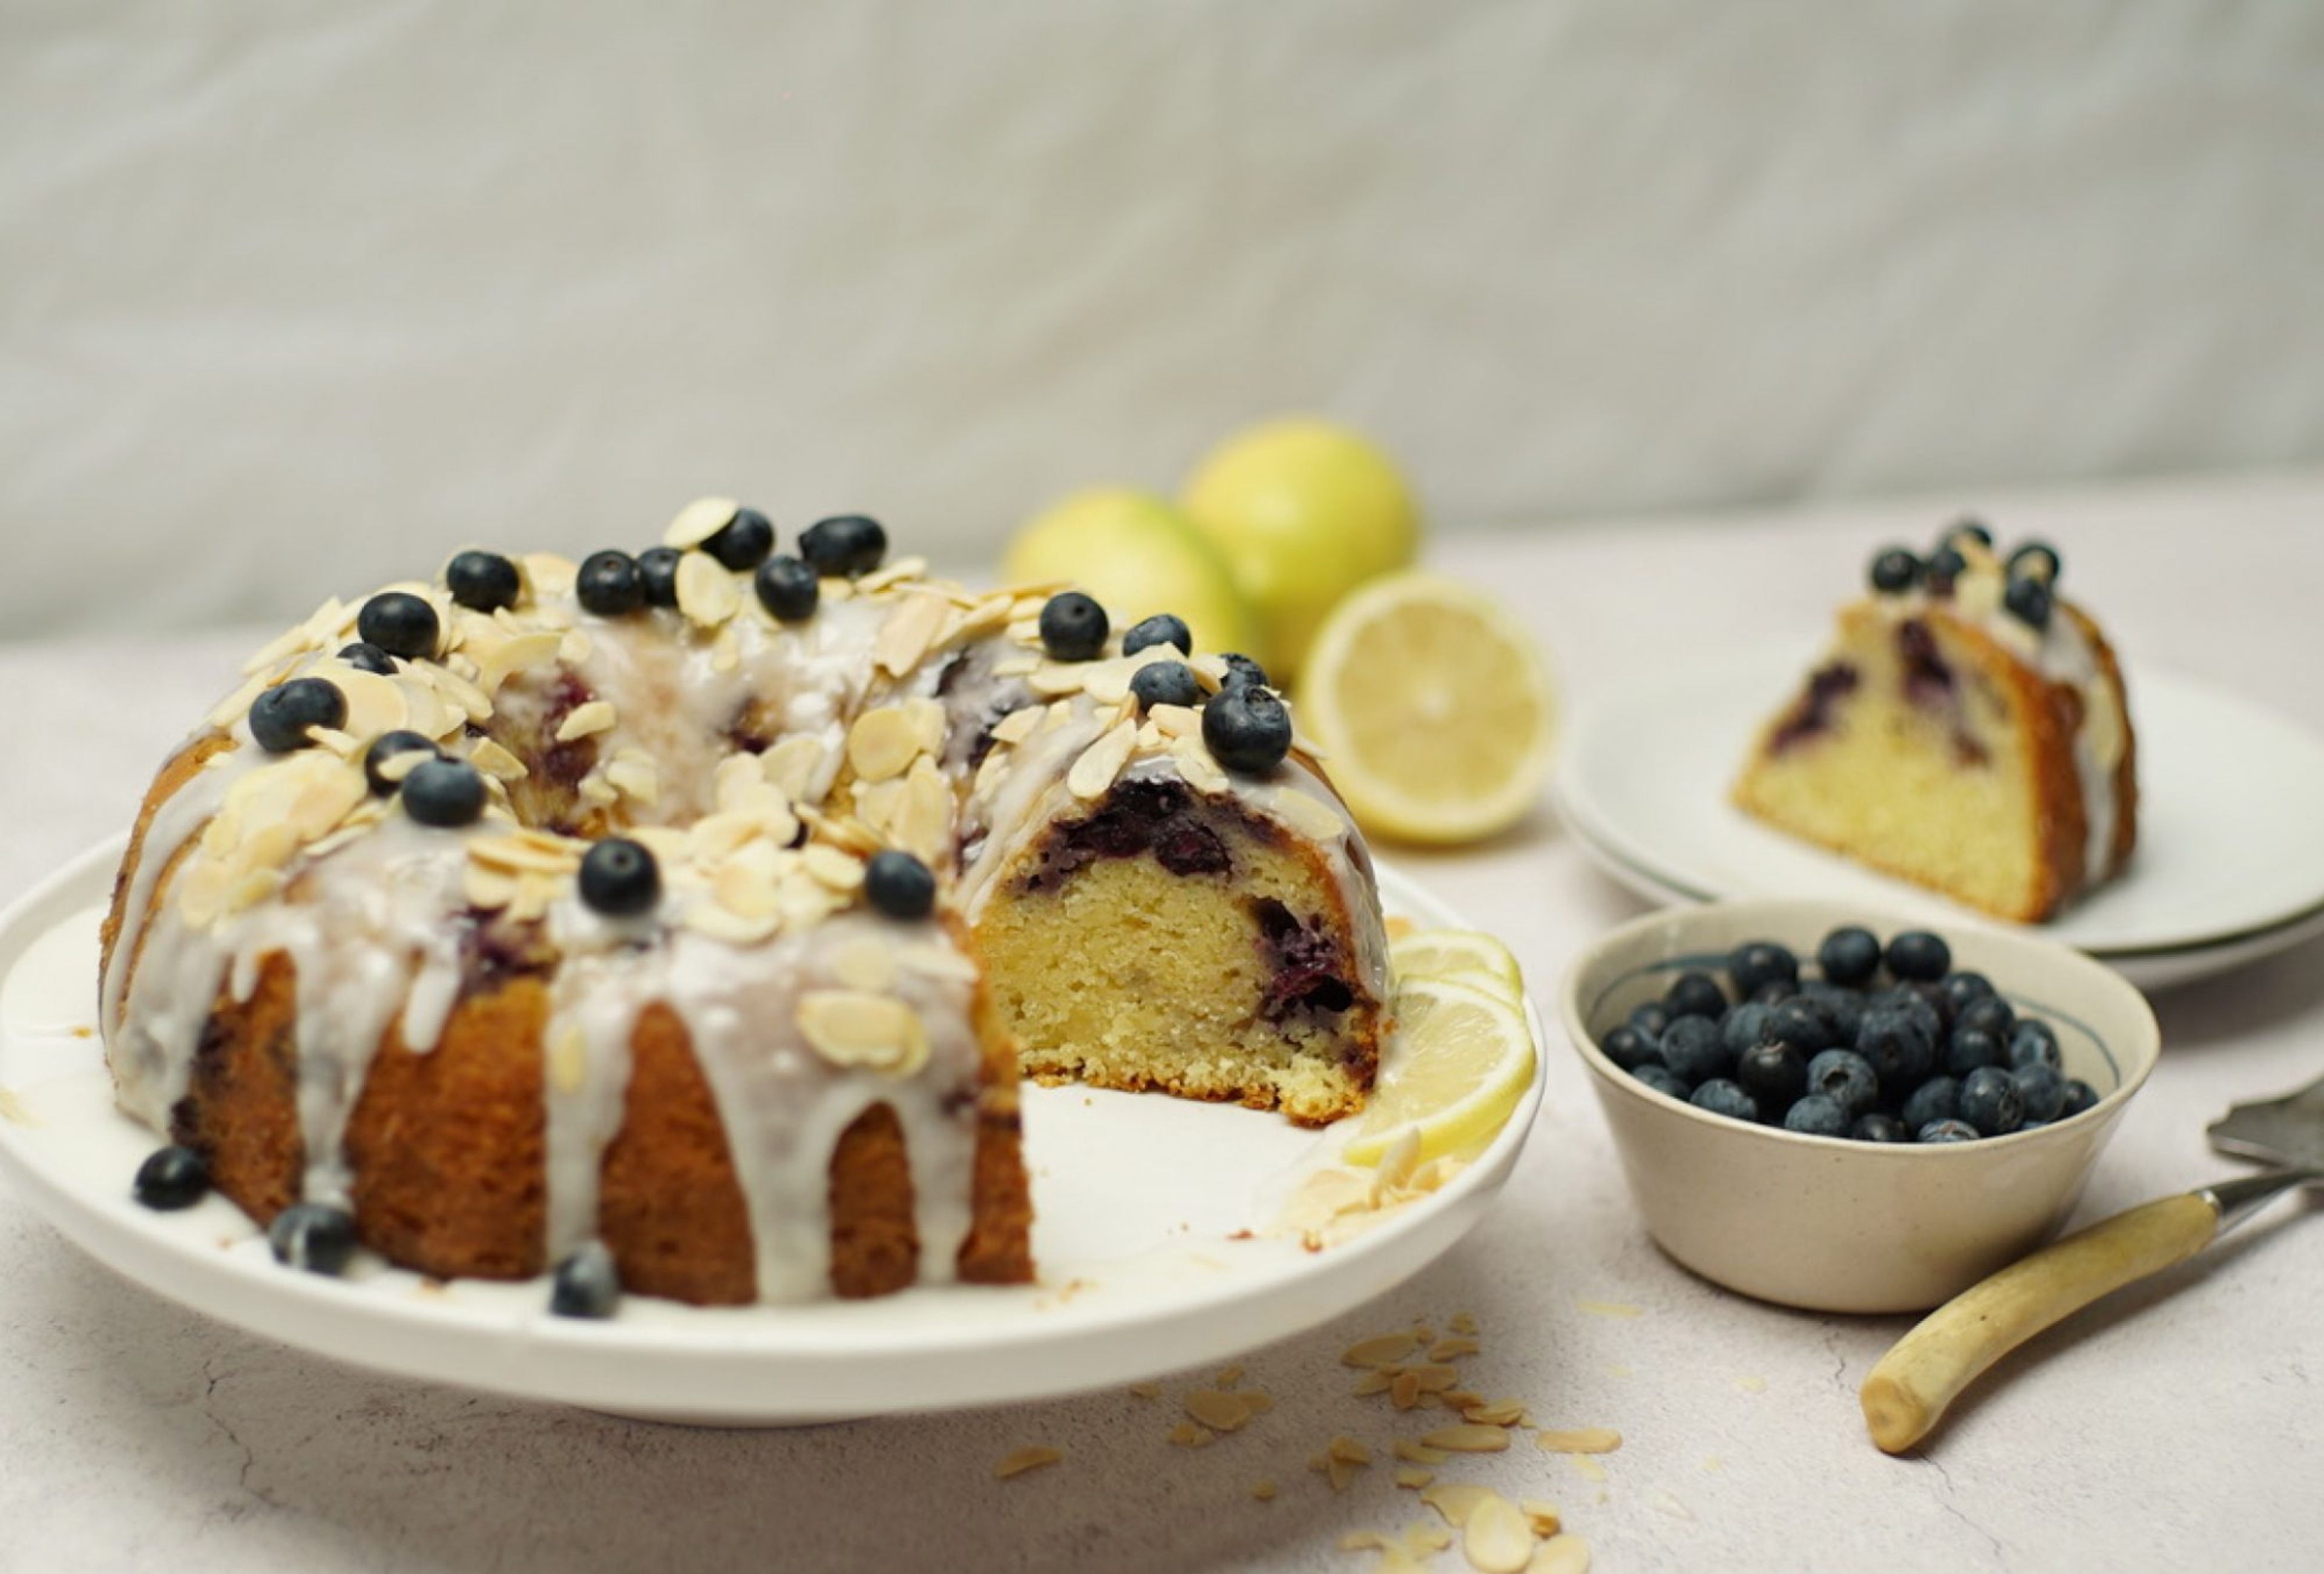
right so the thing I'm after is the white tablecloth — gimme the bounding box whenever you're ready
[3,470,2320,1572]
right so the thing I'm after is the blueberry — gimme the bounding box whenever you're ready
[1748,980,1792,1007]
[358,591,440,661]
[249,677,347,753]
[1957,1065,2025,1136]
[1938,971,1995,1015]
[865,850,936,919]
[1782,1095,1850,1138]
[799,514,887,578]
[1721,1002,1773,1058]
[1202,684,1294,774]
[2012,1062,2067,1124]
[638,545,683,608]
[1727,941,1799,999]
[1658,1015,1730,1085]
[1806,1049,1879,1118]
[1039,592,1109,661]
[268,1202,357,1274]
[1900,1076,1961,1133]
[1598,1024,1663,1073]
[363,729,441,796]
[1955,994,2015,1041]
[2060,1079,2101,1118]
[401,757,487,828]
[1851,1112,1911,1144]
[1945,1026,2006,1078]
[577,549,645,616]
[2007,1019,2062,1070]
[337,640,396,676]
[1736,1041,1808,1107]
[550,1241,622,1319]
[1868,548,1922,594]
[1627,1002,1671,1042]
[1630,1064,1689,1100]
[1217,653,1271,691]
[1885,930,1951,981]
[1876,986,1944,1047]
[1925,545,1967,595]
[1816,925,1882,987]
[1689,1079,1759,1124]
[1855,1008,1934,1090]
[1765,999,1834,1055]
[447,549,522,611]
[1799,982,1867,1044]
[1129,660,1201,711]
[2007,539,2061,584]
[1946,516,1994,548]
[1917,1119,1980,1144]
[1121,613,1193,657]
[2004,575,2052,632]
[701,507,775,571]
[579,838,659,917]
[753,555,820,622]
[1663,970,1727,1022]
[133,1145,210,1210]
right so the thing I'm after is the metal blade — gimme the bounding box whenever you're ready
[2207,1070,2324,1170]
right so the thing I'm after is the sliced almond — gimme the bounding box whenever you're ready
[1463,1494,1535,1574]
[1067,717,1138,800]
[1420,1425,1511,1454]
[846,706,923,785]
[675,552,741,628]
[664,496,740,549]
[326,666,410,738]
[829,932,896,993]
[1527,1535,1590,1574]
[1167,1422,1215,1449]
[603,753,657,804]
[1420,1482,1497,1528]
[1353,1368,1399,1397]
[1464,1399,1529,1428]
[1327,1435,1372,1466]
[468,739,529,782]
[475,630,563,697]
[1172,736,1229,795]
[876,591,952,677]
[1520,1503,1563,1538]
[681,901,781,945]
[1431,1337,1481,1361]
[1249,1480,1276,1502]
[548,1026,587,1096]
[1271,787,1349,842]
[463,863,519,910]
[1396,1467,1434,1490]
[1344,1332,1421,1369]
[1534,1427,1621,1455]
[796,990,930,1076]
[993,1445,1061,1480]
[761,736,827,802]
[893,756,954,866]
[989,705,1042,746]
[1184,1389,1253,1433]
[1393,1440,1448,1466]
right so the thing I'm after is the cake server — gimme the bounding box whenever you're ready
[1859,1071,2324,1452]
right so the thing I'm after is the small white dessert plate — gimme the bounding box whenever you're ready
[0,839,1543,1426]
[1551,647,2324,984]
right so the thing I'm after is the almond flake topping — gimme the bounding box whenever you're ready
[1270,788,1348,842]
[675,552,741,628]
[846,706,924,783]
[1172,736,1229,794]
[476,630,564,696]
[1068,717,1139,800]
[468,739,529,782]
[548,1026,587,1096]
[876,591,952,677]
[554,701,617,743]
[855,555,930,595]
[664,496,740,549]
[795,991,931,1076]
[989,705,1042,745]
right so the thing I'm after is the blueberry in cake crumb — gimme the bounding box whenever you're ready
[577,550,646,616]
[1689,1079,1759,1122]
[1957,1065,2025,1136]
[2012,1062,2067,1123]
[1736,1040,1808,1107]
[701,507,775,571]
[1663,970,1728,1022]
[249,677,347,754]
[2007,539,2061,583]
[754,556,820,622]
[1631,1064,1689,1100]
[1658,1015,1731,1085]
[1850,1111,1909,1144]
[2007,1018,2062,1070]
[1129,660,1201,711]
[638,545,683,608]
[865,850,937,919]
[1816,925,1882,987]
[1782,1095,1850,1137]
[2061,1078,2100,1118]
[401,757,488,828]
[1868,547,1922,594]
[363,729,442,797]
[1917,1119,1979,1144]
[133,1144,211,1210]
[1807,1048,1879,1118]
[269,1202,357,1274]
[1944,1026,2004,1078]
[1039,593,1110,661]
[1900,1075,1961,1133]
[550,1241,622,1319]
[1202,684,1294,774]
[1121,613,1193,657]
[1884,930,1950,982]
[580,837,660,917]
[1728,940,1799,998]
[799,515,887,578]
[1218,653,1271,691]
[337,640,397,676]
[357,591,441,661]
[447,549,522,612]
[2004,573,2052,631]
[1599,1024,1661,1073]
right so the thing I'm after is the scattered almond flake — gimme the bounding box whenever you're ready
[1328,1435,1373,1466]
[1128,1381,1161,1401]
[1463,1399,1529,1429]
[506,872,557,924]
[1369,1127,1423,1202]
[1464,1493,1535,1574]
[855,555,930,594]
[1393,1440,1448,1466]
[1167,1421,1215,1449]
[1404,1523,1454,1556]
[1534,1428,1620,1455]
[1574,1300,1641,1319]
[1239,1389,1276,1414]
[1184,1389,1253,1432]
[796,990,931,1076]
[1339,1532,1390,1552]
[664,495,740,549]
[1249,1479,1277,1503]
[1343,1332,1422,1369]
[875,591,953,677]
[1735,1375,1765,1393]
[0,1088,38,1128]
[1520,1502,1562,1537]
[1390,1371,1423,1410]
[675,552,741,627]
[1449,1312,1478,1336]
[1420,1425,1510,1454]
[1068,717,1139,800]
[1395,1467,1434,1490]
[1271,787,1350,841]
[1652,1489,1693,1520]
[1410,1323,1436,1344]
[1420,1482,1496,1527]
[993,1445,1061,1480]
[1145,702,1200,740]
[1440,1390,1485,1413]
[1404,1363,1461,1394]
[1431,1337,1481,1360]
[1213,1364,1244,1389]
[1353,1369,1398,1397]
[1079,648,1172,705]
[523,552,577,599]
[1527,1533,1590,1574]
[1563,1454,1607,1484]
[1324,1458,1362,1493]
[468,739,529,782]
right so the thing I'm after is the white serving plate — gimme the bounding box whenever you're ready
[1551,648,2324,985]
[0,839,1543,1426]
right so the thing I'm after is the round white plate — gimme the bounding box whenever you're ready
[0,840,1543,1426]
[1551,646,2324,968]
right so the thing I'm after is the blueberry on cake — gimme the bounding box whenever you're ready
[1732,521,2136,923]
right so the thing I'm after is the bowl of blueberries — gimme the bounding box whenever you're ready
[1558,900,2159,1313]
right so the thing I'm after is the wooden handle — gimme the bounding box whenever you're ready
[1860,1191,2219,1454]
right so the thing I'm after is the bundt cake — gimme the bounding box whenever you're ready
[1732,522,2136,924]
[102,501,1390,1309]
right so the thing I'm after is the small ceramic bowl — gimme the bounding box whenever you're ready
[1558,898,2160,1314]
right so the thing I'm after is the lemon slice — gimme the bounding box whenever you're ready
[1343,974,1536,1166]
[1294,572,1557,845]
[1390,929,1524,1007]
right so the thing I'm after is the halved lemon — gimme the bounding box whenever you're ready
[1390,929,1524,1007]
[1343,973,1536,1166]
[1294,572,1557,845]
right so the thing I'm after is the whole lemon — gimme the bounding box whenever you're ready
[1001,487,1261,659]
[1180,418,1422,680]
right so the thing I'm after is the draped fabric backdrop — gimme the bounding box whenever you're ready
[3,0,2320,637]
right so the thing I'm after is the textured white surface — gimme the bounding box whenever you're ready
[2,470,2321,1571]
[5,2,2324,639]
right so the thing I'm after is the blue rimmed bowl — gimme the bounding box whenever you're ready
[1558,899,2160,1313]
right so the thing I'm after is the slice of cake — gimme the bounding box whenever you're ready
[1732,521,2136,923]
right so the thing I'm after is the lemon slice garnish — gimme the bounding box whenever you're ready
[1344,973,1536,1166]
[1389,928,1524,1007]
